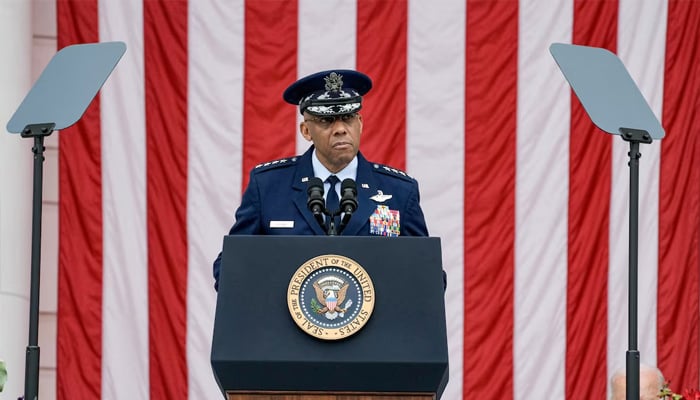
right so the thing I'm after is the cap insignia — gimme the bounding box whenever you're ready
[324,72,344,92]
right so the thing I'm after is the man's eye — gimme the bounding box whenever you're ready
[319,117,335,125]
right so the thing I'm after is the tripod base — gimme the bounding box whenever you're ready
[626,350,640,400]
[24,345,40,400]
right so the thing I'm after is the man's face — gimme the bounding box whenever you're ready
[300,112,363,173]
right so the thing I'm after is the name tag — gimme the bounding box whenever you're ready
[270,220,294,228]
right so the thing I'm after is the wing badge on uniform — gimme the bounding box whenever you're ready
[369,190,392,202]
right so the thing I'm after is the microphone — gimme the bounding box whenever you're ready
[338,178,358,234]
[306,177,326,229]
[339,178,358,214]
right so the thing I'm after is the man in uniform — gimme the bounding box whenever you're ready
[213,69,429,290]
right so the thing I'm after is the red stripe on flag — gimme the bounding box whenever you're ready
[463,0,518,397]
[144,1,189,398]
[242,0,298,189]
[356,0,407,170]
[567,1,617,397]
[658,0,700,390]
[56,1,103,399]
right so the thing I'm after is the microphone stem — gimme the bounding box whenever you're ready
[328,218,337,236]
[314,212,324,227]
[337,211,353,235]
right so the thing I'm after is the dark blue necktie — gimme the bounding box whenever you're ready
[325,175,340,229]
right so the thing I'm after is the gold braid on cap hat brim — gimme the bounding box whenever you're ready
[300,95,363,114]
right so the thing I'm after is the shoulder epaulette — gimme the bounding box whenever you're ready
[371,163,415,182]
[253,156,299,172]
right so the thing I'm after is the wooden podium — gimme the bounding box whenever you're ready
[211,236,449,400]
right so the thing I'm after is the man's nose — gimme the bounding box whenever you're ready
[331,120,348,134]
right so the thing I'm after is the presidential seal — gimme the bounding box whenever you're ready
[287,254,375,340]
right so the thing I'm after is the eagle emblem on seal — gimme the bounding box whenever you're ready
[312,277,352,320]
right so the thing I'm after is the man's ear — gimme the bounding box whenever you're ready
[300,120,312,141]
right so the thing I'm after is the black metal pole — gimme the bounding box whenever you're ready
[620,127,651,400]
[21,124,53,400]
[626,139,640,400]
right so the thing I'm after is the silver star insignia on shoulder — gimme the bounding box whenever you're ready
[370,190,392,203]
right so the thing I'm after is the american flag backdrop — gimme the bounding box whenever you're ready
[55,0,700,399]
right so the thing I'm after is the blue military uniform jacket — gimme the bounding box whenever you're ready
[213,146,429,289]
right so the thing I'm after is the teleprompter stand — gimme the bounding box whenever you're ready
[550,43,665,400]
[6,41,125,400]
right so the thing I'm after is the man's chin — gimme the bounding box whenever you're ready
[327,152,356,171]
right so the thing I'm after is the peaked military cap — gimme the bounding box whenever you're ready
[283,69,373,116]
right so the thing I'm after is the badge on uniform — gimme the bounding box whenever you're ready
[270,220,294,228]
[369,205,400,237]
[370,190,392,202]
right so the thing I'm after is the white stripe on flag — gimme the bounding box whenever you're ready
[515,1,572,398]
[99,0,149,398]
[607,0,667,390]
[296,0,357,156]
[407,1,465,399]
[627,0,666,369]
[187,0,245,399]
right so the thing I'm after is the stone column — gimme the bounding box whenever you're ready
[0,1,34,398]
